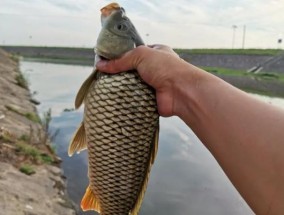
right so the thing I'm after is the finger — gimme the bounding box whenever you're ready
[148,44,177,55]
[96,50,135,73]
[148,44,168,50]
[96,46,146,73]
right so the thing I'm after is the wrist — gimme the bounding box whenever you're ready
[172,62,212,122]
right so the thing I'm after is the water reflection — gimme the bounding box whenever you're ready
[19,60,270,215]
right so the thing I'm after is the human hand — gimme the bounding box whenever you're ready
[96,45,191,117]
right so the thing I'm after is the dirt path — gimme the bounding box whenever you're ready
[0,48,76,215]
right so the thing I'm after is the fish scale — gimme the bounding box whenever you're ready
[68,3,159,215]
[82,71,158,215]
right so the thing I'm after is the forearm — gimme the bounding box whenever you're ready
[96,45,284,214]
[175,63,284,215]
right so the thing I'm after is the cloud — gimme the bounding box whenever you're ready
[0,0,283,48]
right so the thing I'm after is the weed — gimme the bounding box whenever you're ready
[202,67,245,76]
[255,73,280,80]
[175,48,281,56]
[40,153,53,164]
[5,105,20,114]
[16,142,40,160]
[41,108,59,143]
[5,105,41,123]
[15,72,29,89]
[25,112,41,123]
[19,164,35,175]
[16,142,54,164]
[10,54,19,62]
[19,134,29,142]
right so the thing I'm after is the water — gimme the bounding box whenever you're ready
[20,60,279,215]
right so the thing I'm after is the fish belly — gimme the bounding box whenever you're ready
[84,71,159,214]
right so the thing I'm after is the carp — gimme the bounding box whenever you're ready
[68,3,159,215]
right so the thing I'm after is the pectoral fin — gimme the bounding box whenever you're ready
[81,185,101,212]
[68,122,87,156]
[75,69,97,109]
[130,125,160,215]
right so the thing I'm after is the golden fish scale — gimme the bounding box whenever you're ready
[84,71,159,215]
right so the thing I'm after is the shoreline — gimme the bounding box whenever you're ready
[0,48,77,215]
[2,45,283,98]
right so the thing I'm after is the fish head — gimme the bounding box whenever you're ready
[96,3,144,60]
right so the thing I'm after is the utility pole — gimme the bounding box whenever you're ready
[145,33,149,45]
[242,25,246,49]
[232,25,237,49]
[278,38,282,49]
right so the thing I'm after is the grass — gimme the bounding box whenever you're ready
[40,153,54,164]
[16,142,54,164]
[19,134,29,142]
[5,105,41,123]
[254,72,284,82]
[25,112,41,123]
[10,54,19,62]
[19,164,35,175]
[175,48,282,56]
[15,72,29,89]
[202,66,284,82]
[202,67,245,76]
[0,131,14,143]
[16,142,41,159]
[23,57,93,66]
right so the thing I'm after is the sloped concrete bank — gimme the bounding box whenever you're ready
[0,48,77,215]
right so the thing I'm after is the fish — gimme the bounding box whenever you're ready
[68,3,160,215]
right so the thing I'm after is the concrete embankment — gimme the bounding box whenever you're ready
[0,48,76,215]
[2,46,284,72]
[1,46,94,66]
[2,46,284,98]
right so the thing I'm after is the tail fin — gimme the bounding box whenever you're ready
[81,185,101,212]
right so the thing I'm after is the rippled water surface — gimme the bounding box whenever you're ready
[21,60,284,215]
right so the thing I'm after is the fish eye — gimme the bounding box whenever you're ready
[115,22,128,31]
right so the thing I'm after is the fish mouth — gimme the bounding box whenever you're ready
[97,54,109,61]
[96,47,122,61]
[95,48,111,61]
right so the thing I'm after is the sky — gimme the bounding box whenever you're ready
[0,0,283,49]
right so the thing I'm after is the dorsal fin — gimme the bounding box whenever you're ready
[75,69,97,109]
[130,125,159,215]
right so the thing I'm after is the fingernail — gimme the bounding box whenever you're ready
[96,60,107,68]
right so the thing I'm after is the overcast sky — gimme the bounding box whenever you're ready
[0,0,283,49]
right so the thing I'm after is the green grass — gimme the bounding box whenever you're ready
[202,67,246,76]
[25,112,41,123]
[254,72,284,82]
[16,142,41,159]
[19,134,29,142]
[5,105,41,123]
[23,57,93,66]
[202,66,284,82]
[10,54,19,62]
[19,164,35,175]
[16,142,54,164]
[0,132,13,143]
[40,154,54,164]
[175,49,282,56]
[15,72,29,89]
